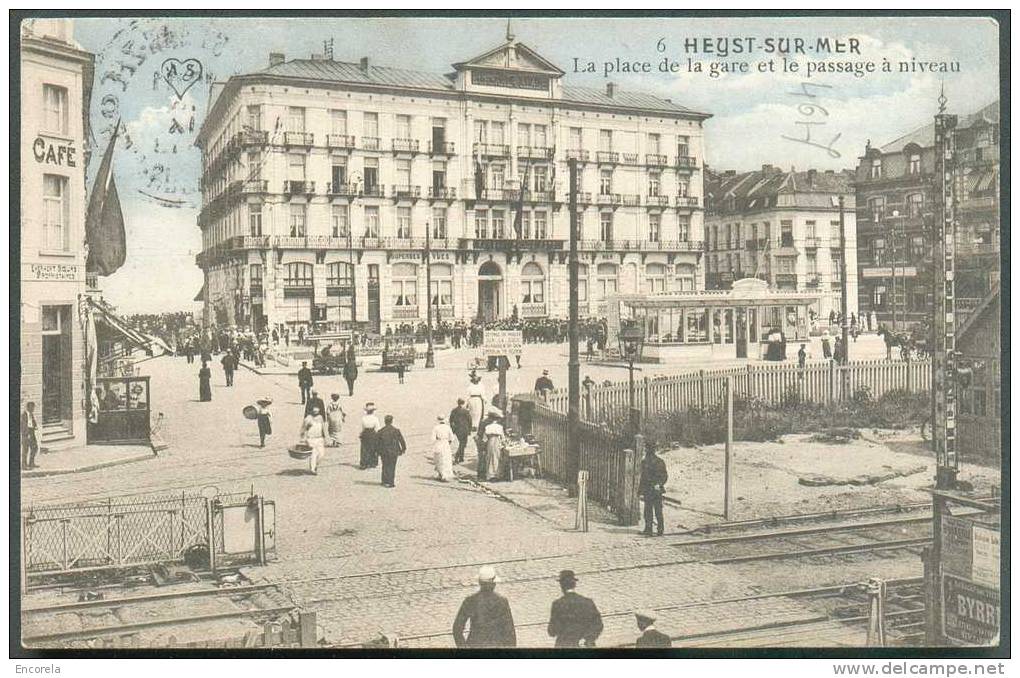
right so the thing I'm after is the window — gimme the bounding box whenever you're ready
[331,110,347,135]
[600,169,613,195]
[432,208,447,239]
[364,206,380,237]
[776,256,796,274]
[289,204,306,237]
[395,114,410,139]
[534,211,547,239]
[490,121,505,145]
[599,129,612,152]
[288,153,306,180]
[911,235,925,258]
[677,135,690,158]
[327,262,353,287]
[42,174,68,250]
[475,210,489,239]
[908,153,921,175]
[247,150,262,180]
[521,212,531,239]
[646,263,667,293]
[396,206,412,239]
[596,262,618,300]
[675,263,696,291]
[43,84,68,134]
[872,237,886,265]
[868,196,886,221]
[430,263,453,307]
[249,204,263,236]
[648,213,661,242]
[648,172,661,197]
[517,123,530,148]
[391,263,418,307]
[521,262,545,304]
[284,262,313,286]
[907,192,924,218]
[832,254,844,282]
[533,166,548,192]
[647,133,661,154]
[569,127,582,149]
[492,210,506,238]
[287,107,305,133]
[363,157,379,191]
[364,112,379,137]
[331,204,349,237]
[805,220,817,239]
[806,253,817,275]
[246,105,262,131]
[396,159,412,186]
[870,157,882,179]
[490,164,505,190]
[331,159,347,189]
[678,216,691,241]
[432,161,447,190]
[600,212,613,242]
[686,308,707,342]
[577,264,589,302]
[250,264,263,286]
[780,220,794,247]
[677,179,689,197]
[534,125,547,147]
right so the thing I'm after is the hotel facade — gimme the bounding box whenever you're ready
[194,36,710,333]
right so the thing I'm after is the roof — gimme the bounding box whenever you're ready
[705,167,854,213]
[879,100,1000,153]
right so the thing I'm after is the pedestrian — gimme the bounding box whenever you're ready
[396,361,406,385]
[255,397,273,448]
[515,353,522,369]
[343,355,358,397]
[300,404,328,475]
[297,361,313,404]
[797,343,807,369]
[359,403,381,469]
[272,328,279,345]
[20,401,39,470]
[221,351,236,386]
[821,330,832,360]
[639,443,668,537]
[634,611,671,648]
[452,566,517,648]
[198,360,212,402]
[376,414,406,488]
[534,369,554,398]
[834,336,845,364]
[431,415,456,482]
[586,337,595,361]
[547,570,604,648]
[481,411,505,482]
[325,393,345,447]
[449,398,472,464]
[466,373,486,433]
[304,389,325,420]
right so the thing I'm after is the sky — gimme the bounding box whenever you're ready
[57,15,1000,314]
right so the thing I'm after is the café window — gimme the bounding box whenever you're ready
[249,204,263,236]
[43,84,68,134]
[430,263,453,307]
[521,262,545,304]
[43,174,69,251]
[331,204,349,237]
[391,263,418,307]
[396,206,412,239]
[284,262,313,286]
[364,206,380,238]
[289,204,306,237]
[432,207,447,239]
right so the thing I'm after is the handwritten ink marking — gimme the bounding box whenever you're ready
[780,81,842,159]
[160,58,203,99]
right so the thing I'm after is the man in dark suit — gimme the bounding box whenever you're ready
[21,401,39,470]
[449,398,472,464]
[304,389,325,420]
[220,352,236,386]
[452,566,517,648]
[639,444,669,536]
[376,414,406,488]
[634,611,671,647]
[297,361,313,404]
[547,570,603,647]
[534,369,554,398]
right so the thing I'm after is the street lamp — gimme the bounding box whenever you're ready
[618,321,645,440]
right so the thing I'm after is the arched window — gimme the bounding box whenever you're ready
[392,263,418,307]
[430,263,453,307]
[906,192,924,218]
[284,262,313,286]
[521,261,545,304]
[675,263,696,291]
[596,263,618,300]
[646,263,667,293]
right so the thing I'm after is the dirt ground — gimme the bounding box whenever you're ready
[660,428,1001,527]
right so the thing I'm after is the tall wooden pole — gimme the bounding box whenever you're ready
[839,195,850,365]
[724,377,733,520]
[566,159,580,495]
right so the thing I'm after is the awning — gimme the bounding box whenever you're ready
[194,283,206,302]
[87,297,153,355]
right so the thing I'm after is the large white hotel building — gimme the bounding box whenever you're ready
[195,34,710,332]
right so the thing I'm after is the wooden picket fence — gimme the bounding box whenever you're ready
[528,405,640,525]
[544,359,932,423]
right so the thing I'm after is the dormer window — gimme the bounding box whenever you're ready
[870,158,882,179]
[909,154,921,175]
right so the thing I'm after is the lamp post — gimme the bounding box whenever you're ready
[424,220,435,368]
[619,322,645,442]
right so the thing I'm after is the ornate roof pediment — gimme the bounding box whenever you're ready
[454,40,564,77]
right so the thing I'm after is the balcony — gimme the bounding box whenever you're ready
[675,196,700,208]
[565,149,590,162]
[460,238,564,252]
[621,153,639,165]
[361,184,385,198]
[621,194,641,207]
[327,134,356,149]
[361,137,381,151]
[803,236,822,248]
[326,182,359,198]
[283,180,315,195]
[306,235,347,249]
[273,236,307,249]
[228,235,271,250]
[241,179,268,194]
[597,192,622,206]
[391,185,421,200]
[676,156,698,170]
[575,191,593,205]
[523,189,556,203]
[428,141,455,155]
[517,145,554,160]
[428,186,457,200]
[805,275,821,288]
[392,138,420,154]
[478,188,513,202]
[238,130,268,146]
[596,151,619,164]
[284,131,314,147]
[645,154,669,166]
[392,306,420,320]
[646,196,669,208]
[520,303,548,318]
[474,142,510,157]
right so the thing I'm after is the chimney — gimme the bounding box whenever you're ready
[807,169,817,186]
[360,56,370,71]
[269,52,285,67]
[606,82,617,98]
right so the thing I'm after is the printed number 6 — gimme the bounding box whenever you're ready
[656,38,666,52]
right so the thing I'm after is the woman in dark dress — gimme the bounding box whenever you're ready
[199,361,212,402]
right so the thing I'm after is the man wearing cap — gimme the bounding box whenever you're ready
[639,443,669,537]
[547,570,603,647]
[297,361,314,404]
[634,611,671,647]
[359,403,381,469]
[449,398,472,464]
[534,369,554,399]
[452,566,517,648]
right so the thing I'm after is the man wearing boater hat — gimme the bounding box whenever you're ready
[452,566,517,648]
[547,569,603,647]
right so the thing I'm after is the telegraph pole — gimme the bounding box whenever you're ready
[424,220,436,368]
[566,158,581,495]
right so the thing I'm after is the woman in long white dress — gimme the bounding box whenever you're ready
[431,415,456,482]
[325,393,345,447]
[483,414,505,482]
[301,404,328,475]
[466,374,486,432]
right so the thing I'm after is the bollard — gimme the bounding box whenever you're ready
[575,471,589,532]
[865,577,887,646]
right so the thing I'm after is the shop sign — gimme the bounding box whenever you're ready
[971,525,1000,590]
[942,574,999,645]
[33,136,77,167]
[483,330,523,357]
[862,266,917,278]
[26,263,81,281]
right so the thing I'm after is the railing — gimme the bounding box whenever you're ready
[474,142,510,157]
[540,359,933,423]
[517,145,554,159]
[284,131,314,146]
[565,149,590,162]
[523,189,556,202]
[379,236,425,249]
[676,156,698,169]
[361,136,381,151]
[306,235,347,249]
[646,195,670,207]
[241,179,268,193]
[238,130,268,146]
[391,184,421,199]
[645,153,669,166]
[327,182,359,197]
[428,186,457,199]
[460,238,564,252]
[520,302,548,317]
[575,191,593,204]
[675,196,700,207]
[229,235,271,250]
[479,188,513,201]
[621,194,641,207]
[327,134,356,149]
[273,236,307,249]
[392,138,420,153]
[283,180,315,194]
[361,184,385,198]
[391,306,419,319]
[622,152,639,164]
[428,140,455,155]
[596,151,619,163]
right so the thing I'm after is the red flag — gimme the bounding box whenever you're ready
[85,122,126,276]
